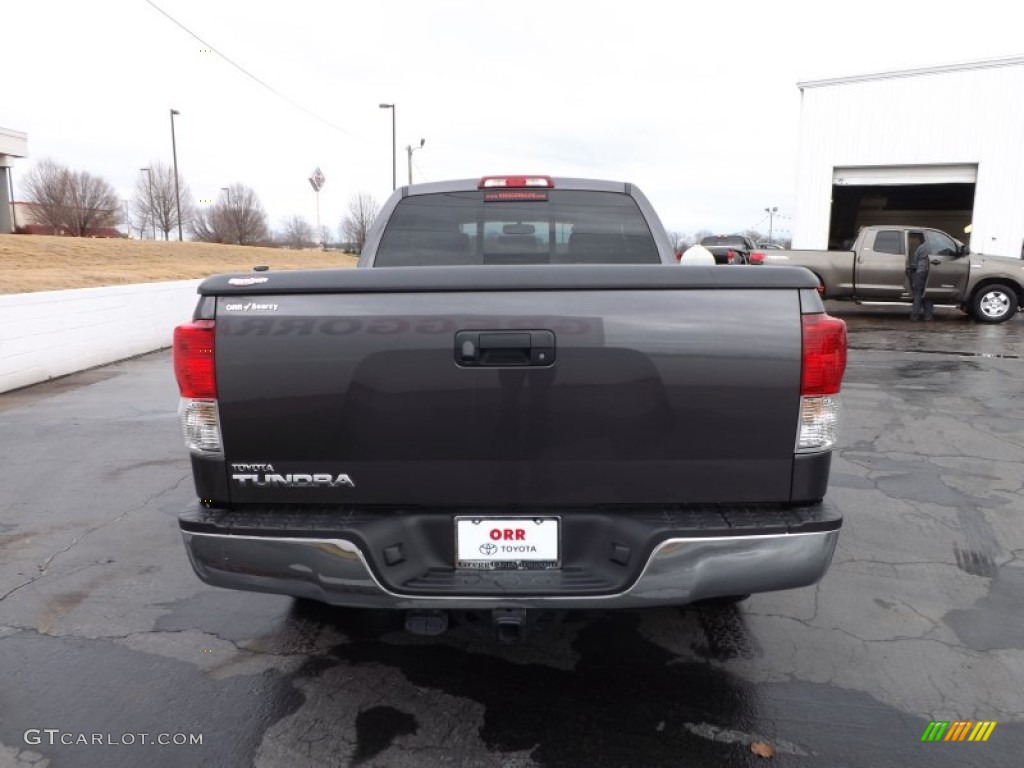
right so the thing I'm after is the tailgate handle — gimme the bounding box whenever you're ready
[455,330,555,367]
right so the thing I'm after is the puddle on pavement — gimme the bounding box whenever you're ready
[272,604,1016,767]
[944,565,1024,651]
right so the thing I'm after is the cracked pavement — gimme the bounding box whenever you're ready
[1,305,1022,767]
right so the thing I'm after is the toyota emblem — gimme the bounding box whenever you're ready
[479,542,498,556]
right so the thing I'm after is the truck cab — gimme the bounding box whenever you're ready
[856,227,970,300]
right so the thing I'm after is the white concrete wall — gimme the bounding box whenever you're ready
[0,280,202,394]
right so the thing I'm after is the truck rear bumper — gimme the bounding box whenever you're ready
[179,506,840,609]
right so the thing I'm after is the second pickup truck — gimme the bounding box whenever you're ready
[755,225,1024,322]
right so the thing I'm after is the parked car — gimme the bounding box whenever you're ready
[699,234,757,264]
[757,242,785,250]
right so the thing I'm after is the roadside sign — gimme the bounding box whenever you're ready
[309,167,326,191]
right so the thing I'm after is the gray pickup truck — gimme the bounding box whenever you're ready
[754,225,1024,323]
[173,175,848,642]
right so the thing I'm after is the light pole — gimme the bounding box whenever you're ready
[406,138,425,186]
[140,167,155,239]
[170,109,183,240]
[379,103,395,191]
[765,206,778,243]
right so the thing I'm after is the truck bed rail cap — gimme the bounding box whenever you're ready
[197,265,820,295]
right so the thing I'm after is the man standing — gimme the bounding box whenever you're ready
[908,234,935,321]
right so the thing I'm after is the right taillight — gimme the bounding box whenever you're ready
[749,251,765,264]
[173,320,222,455]
[797,313,847,452]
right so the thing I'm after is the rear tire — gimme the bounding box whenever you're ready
[969,283,1019,323]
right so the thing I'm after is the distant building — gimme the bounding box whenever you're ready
[12,201,123,238]
[1,127,28,234]
[793,56,1024,259]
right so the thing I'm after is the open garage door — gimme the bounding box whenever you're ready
[828,165,976,249]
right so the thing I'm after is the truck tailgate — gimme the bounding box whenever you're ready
[210,267,808,506]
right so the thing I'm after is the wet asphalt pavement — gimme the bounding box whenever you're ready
[1,302,1022,767]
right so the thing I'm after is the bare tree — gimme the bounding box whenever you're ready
[119,199,137,239]
[22,159,120,236]
[191,183,269,245]
[22,159,72,232]
[190,207,223,243]
[64,170,120,236]
[665,229,684,252]
[133,163,193,240]
[279,214,314,249]
[339,192,379,253]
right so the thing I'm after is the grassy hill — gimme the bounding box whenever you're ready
[0,235,358,294]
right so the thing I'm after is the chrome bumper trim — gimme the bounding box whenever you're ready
[181,528,839,609]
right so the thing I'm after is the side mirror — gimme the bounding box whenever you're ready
[958,244,970,258]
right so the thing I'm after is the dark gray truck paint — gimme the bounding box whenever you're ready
[178,177,843,613]
[209,274,815,507]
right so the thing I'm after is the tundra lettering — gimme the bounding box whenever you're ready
[231,473,355,488]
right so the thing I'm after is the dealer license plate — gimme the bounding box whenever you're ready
[455,517,560,570]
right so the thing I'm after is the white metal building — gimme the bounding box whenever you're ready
[792,56,1024,259]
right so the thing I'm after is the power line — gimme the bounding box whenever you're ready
[145,0,363,140]
[748,211,792,231]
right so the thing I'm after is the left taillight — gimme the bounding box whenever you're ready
[173,320,222,455]
[174,320,216,398]
[796,313,847,453]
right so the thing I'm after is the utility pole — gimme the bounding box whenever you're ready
[406,138,425,185]
[379,103,396,190]
[170,109,183,240]
[765,206,778,243]
[308,167,326,249]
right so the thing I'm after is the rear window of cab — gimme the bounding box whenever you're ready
[374,190,659,266]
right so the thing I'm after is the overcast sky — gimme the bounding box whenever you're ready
[4,0,1021,240]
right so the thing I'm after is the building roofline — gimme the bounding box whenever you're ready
[0,126,29,157]
[798,54,1024,90]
